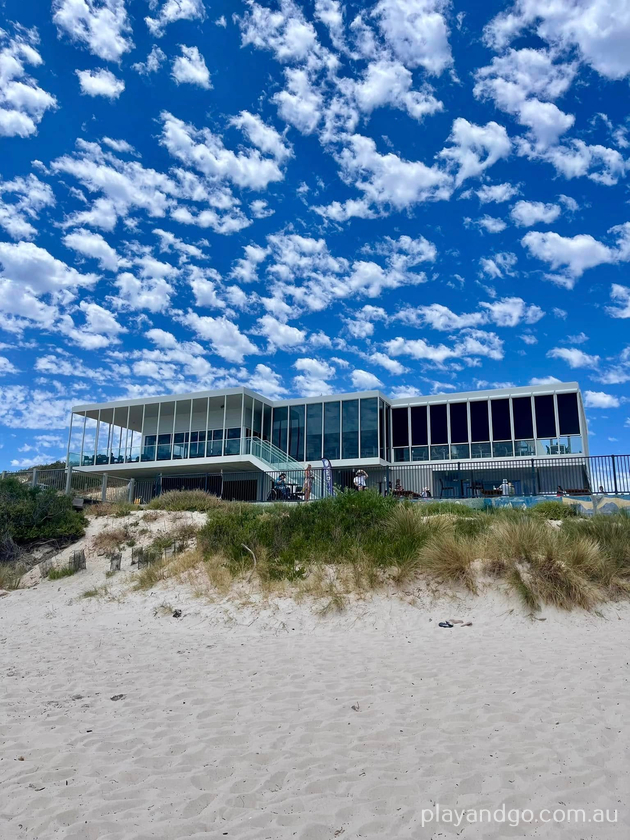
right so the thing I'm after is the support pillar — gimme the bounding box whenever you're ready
[32,468,38,489]
[128,478,136,504]
[101,473,108,502]
[65,465,73,496]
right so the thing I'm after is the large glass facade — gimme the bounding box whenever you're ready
[306,403,322,461]
[323,401,340,459]
[342,399,359,459]
[360,398,378,458]
[70,388,584,469]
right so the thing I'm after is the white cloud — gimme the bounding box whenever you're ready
[476,182,520,203]
[398,297,542,330]
[481,297,544,327]
[439,118,512,187]
[350,369,383,390]
[113,271,174,313]
[372,0,453,75]
[64,300,127,349]
[485,0,630,81]
[521,139,627,185]
[76,68,125,99]
[247,364,287,400]
[292,357,336,397]
[386,329,504,365]
[606,284,630,319]
[368,352,408,375]
[275,68,323,134]
[256,314,306,350]
[63,228,119,271]
[584,391,620,409]
[0,174,55,240]
[53,0,133,61]
[171,45,212,89]
[510,200,561,227]
[0,29,57,138]
[352,59,443,123]
[146,0,206,38]
[294,357,335,379]
[181,312,259,363]
[160,111,288,190]
[529,375,562,385]
[472,215,507,233]
[132,45,166,75]
[238,0,319,63]
[547,347,600,369]
[0,356,18,375]
[522,230,615,278]
[102,137,134,154]
[231,111,291,162]
[0,241,98,326]
[479,251,517,279]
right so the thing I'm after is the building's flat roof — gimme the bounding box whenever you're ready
[72,382,581,413]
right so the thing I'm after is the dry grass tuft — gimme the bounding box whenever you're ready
[147,489,223,512]
[92,526,134,554]
[418,533,479,593]
[0,563,25,590]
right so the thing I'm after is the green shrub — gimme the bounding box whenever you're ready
[147,489,223,512]
[48,566,76,580]
[530,500,581,519]
[0,478,86,544]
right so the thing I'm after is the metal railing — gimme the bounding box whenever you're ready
[127,454,630,504]
[1,467,133,503]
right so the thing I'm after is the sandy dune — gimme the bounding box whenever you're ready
[1,528,629,839]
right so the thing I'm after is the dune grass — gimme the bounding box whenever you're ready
[147,489,223,512]
[48,566,76,580]
[121,490,630,613]
[0,562,25,590]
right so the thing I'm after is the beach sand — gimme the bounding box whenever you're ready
[1,519,628,839]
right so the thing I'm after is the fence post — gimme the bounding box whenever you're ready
[386,464,390,496]
[101,473,108,502]
[530,459,536,496]
[65,464,73,496]
[31,468,38,488]
[128,478,135,504]
[611,455,618,495]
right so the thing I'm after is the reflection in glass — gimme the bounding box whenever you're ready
[342,400,359,459]
[515,439,535,456]
[272,406,288,453]
[430,444,449,460]
[394,447,410,462]
[306,403,322,461]
[450,443,470,460]
[289,404,305,461]
[324,402,340,460]
[493,441,514,458]
[430,404,448,445]
[360,397,378,458]
[471,442,492,459]
[411,445,429,461]
[392,407,409,447]
[225,427,241,455]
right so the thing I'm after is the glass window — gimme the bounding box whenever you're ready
[189,430,205,458]
[411,445,429,461]
[557,392,580,435]
[207,429,223,457]
[142,433,156,462]
[306,403,322,461]
[173,432,188,459]
[451,443,470,460]
[471,442,491,459]
[392,407,409,448]
[289,404,305,461]
[394,447,410,462]
[430,404,448,444]
[262,404,271,441]
[491,399,511,441]
[449,403,468,444]
[272,406,288,453]
[512,396,533,440]
[470,401,489,442]
[225,427,241,455]
[323,401,340,460]
[410,405,428,446]
[157,433,172,460]
[126,405,143,463]
[430,444,449,461]
[515,439,535,456]
[568,435,583,454]
[535,395,556,438]
[379,400,385,459]
[493,441,514,458]
[536,438,560,456]
[253,400,262,438]
[360,397,378,458]
[342,399,359,459]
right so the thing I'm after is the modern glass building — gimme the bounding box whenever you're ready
[67,382,588,497]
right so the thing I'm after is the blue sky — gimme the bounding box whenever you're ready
[1,0,630,468]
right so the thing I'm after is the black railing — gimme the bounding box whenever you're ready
[129,454,630,503]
